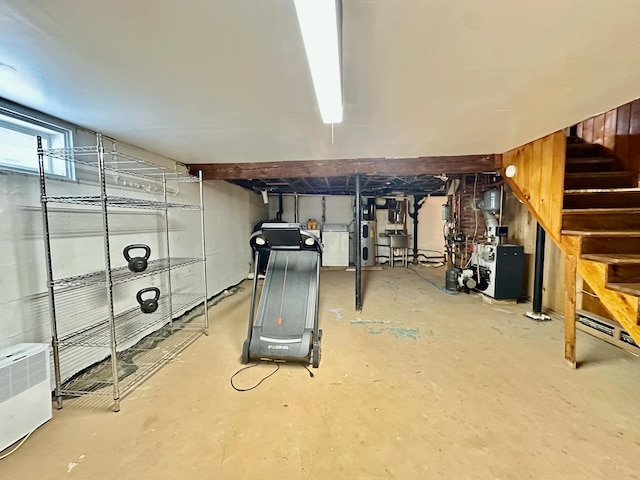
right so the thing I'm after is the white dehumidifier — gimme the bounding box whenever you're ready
[0,343,52,452]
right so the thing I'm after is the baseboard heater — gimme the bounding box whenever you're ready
[577,310,639,352]
[0,343,52,452]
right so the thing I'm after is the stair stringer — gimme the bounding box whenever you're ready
[577,258,640,343]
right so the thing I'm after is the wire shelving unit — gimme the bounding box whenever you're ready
[38,133,209,412]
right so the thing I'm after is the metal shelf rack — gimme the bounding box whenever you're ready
[61,321,204,399]
[52,257,201,289]
[38,133,209,412]
[57,293,204,348]
[43,195,202,210]
[42,145,200,183]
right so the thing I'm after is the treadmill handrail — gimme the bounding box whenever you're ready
[250,223,322,253]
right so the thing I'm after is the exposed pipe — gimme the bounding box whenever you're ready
[481,209,499,232]
[355,175,362,312]
[499,184,504,231]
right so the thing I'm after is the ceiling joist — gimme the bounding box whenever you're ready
[224,174,446,196]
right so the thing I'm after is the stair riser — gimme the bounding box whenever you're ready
[564,175,635,190]
[564,192,640,209]
[565,162,614,174]
[607,265,640,284]
[566,144,606,157]
[581,237,640,254]
[563,214,640,231]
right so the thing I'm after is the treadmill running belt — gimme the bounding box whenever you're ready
[257,250,317,338]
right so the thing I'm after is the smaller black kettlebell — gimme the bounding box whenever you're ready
[123,244,151,273]
[136,287,160,314]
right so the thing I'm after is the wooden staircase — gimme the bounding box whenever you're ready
[561,137,640,359]
[502,131,640,366]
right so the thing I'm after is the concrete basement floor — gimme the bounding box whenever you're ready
[2,266,640,480]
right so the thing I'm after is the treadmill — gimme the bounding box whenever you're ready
[242,223,323,367]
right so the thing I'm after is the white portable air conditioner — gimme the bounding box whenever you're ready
[0,343,52,452]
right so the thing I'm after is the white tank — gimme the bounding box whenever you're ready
[483,189,501,213]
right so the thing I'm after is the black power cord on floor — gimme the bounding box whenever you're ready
[230,361,315,392]
[230,363,280,391]
[301,363,314,378]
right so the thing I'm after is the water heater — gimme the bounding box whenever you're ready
[360,220,376,267]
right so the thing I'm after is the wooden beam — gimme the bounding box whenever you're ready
[565,254,577,369]
[188,155,497,180]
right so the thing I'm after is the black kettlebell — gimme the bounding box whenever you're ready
[123,244,151,272]
[136,287,160,314]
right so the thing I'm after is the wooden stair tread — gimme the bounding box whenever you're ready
[564,187,640,194]
[561,230,640,237]
[605,282,640,296]
[565,157,614,163]
[562,207,640,215]
[564,171,635,178]
[581,254,640,264]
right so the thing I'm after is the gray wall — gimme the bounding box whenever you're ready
[266,193,445,263]
[0,105,267,382]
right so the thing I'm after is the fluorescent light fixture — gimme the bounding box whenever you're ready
[294,0,343,124]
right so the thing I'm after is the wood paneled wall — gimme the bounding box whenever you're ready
[502,131,566,244]
[576,99,640,184]
[502,188,566,313]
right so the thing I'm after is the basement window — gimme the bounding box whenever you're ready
[0,109,74,179]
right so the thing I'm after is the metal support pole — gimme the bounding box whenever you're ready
[277,193,283,221]
[96,133,120,412]
[199,171,209,335]
[294,193,299,224]
[413,199,419,263]
[162,173,174,332]
[321,196,326,224]
[409,195,424,264]
[526,222,551,321]
[355,175,362,312]
[37,136,63,409]
[532,222,545,312]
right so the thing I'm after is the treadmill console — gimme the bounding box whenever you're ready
[250,223,322,252]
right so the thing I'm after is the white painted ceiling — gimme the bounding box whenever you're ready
[1,0,640,165]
